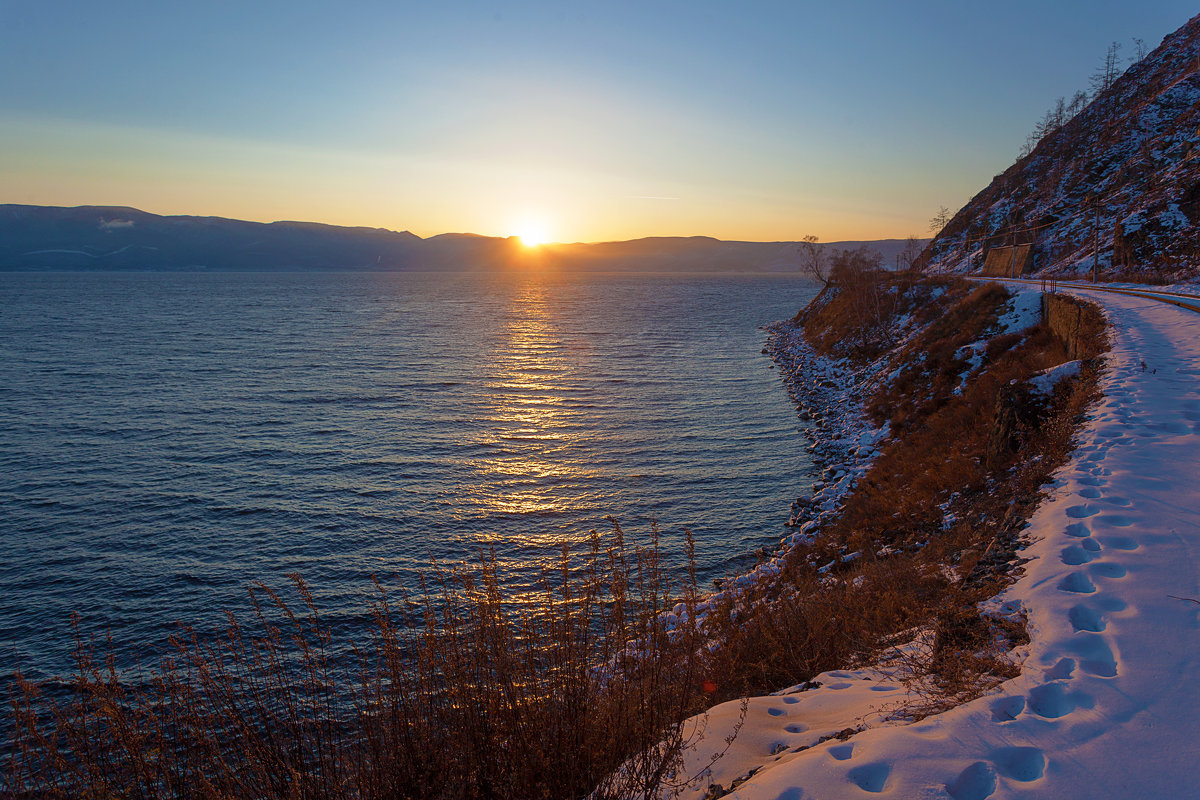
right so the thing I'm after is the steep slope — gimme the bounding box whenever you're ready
[925,14,1200,281]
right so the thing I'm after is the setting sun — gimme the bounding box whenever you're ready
[514,217,551,247]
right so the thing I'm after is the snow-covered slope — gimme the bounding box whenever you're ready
[673,287,1200,799]
[925,14,1200,281]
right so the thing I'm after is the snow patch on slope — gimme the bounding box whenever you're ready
[667,288,1200,799]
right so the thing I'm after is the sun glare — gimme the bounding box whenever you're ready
[514,217,551,248]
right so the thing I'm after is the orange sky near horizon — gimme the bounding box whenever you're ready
[2,3,1195,245]
[1,114,928,244]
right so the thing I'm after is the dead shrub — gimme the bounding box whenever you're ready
[4,524,724,800]
[880,604,1027,721]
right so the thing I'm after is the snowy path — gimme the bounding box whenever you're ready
[676,288,1200,799]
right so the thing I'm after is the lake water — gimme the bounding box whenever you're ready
[0,270,818,675]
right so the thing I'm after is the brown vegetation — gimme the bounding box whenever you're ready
[5,527,725,800]
[702,276,1107,715]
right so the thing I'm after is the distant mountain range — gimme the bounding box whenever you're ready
[923,13,1200,280]
[0,204,923,273]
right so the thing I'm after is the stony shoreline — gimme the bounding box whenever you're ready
[763,318,888,553]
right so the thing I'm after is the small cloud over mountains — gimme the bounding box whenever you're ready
[99,218,135,231]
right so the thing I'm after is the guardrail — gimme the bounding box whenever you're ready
[981,277,1200,315]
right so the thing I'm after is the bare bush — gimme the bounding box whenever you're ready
[5,524,722,800]
[798,235,829,287]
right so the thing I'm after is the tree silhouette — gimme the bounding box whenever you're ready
[929,207,952,235]
[1090,41,1123,95]
[798,234,830,286]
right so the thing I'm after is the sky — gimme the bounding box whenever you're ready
[1,1,1196,243]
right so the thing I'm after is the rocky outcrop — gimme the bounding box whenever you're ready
[1041,293,1106,360]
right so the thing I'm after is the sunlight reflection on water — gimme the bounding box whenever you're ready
[0,270,818,674]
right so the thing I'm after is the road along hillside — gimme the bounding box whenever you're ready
[670,284,1200,800]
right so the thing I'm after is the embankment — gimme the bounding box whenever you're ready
[698,274,1107,704]
[664,274,1110,798]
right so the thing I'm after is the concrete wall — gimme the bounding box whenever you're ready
[981,244,1033,277]
[1041,292,1104,359]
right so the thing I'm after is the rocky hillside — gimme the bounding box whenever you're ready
[924,13,1200,281]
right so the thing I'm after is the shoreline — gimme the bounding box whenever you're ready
[765,318,888,548]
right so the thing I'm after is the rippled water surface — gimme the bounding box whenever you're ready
[1,270,818,674]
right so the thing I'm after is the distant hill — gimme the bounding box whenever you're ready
[0,205,426,271]
[0,204,924,273]
[542,236,924,273]
[923,13,1200,281]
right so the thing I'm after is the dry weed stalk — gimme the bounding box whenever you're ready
[5,523,722,800]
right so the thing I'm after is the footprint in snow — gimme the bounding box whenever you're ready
[1027,683,1076,718]
[846,762,891,793]
[947,761,997,800]
[1058,572,1097,593]
[828,743,854,761]
[1066,504,1100,519]
[1069,633,1119,678]
[1065,522,1092,537]
[1068,604,1106,632]
[1060,545,1095,565]
[992,746,1046,782]
[1100,535,1139,550]
[1044,658,1075,679]
[989,695,1024,722]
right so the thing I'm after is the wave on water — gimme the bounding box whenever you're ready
[0,270,819,673]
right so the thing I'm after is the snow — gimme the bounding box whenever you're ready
[1097,281,1200,297]
[993,289,1043,335]
[667,287,1200,799]
[1028,360,1081,397]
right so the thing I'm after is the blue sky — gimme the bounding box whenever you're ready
[1,1,1195,241]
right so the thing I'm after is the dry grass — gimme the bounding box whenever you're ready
[698,276,1107,711]
[4,524,725,800]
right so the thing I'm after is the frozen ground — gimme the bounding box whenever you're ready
[673,287,1200,799]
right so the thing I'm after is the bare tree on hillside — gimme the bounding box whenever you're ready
[798,234,830,286]
[1129,37,1147,66]
[829,246,897,346]
[1067,90,1089,118]
[1090,41,1123,95]
[900,235,924,271]
[1021,89,1092,158]
[929,207,952,235]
